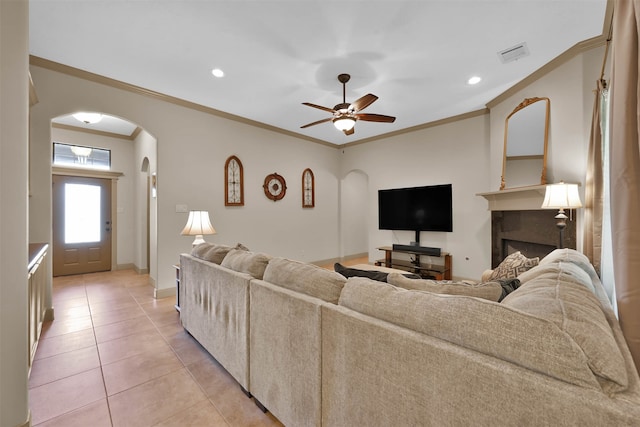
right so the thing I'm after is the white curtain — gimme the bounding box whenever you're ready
[600,88,617,313]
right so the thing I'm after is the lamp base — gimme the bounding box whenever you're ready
[555,209,568,249]
[192,235,206,246]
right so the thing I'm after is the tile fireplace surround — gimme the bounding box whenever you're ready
[478,185,577,268]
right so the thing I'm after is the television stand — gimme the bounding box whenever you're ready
[375,246,452,280]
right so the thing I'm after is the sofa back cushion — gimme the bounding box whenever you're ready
[502,269,628,393]
[387,273,504,301]
[339,277,604,390]
[191,242,248,265]
[263,257,346,304]
[221,249,271,279]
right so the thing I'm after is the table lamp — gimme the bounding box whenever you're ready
[181,210,216,246]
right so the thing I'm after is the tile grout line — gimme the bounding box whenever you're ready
[135,286,234,427]
[86,273,116,427]
[126,277,221,426]
[30,275,112,426]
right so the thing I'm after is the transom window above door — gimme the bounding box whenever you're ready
[53,142,111,170]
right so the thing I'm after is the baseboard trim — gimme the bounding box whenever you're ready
[134,265,149,274]
[17,412,30,427]
[115,263,136,271]
[154,287,175,299]
[311,252,369,267]
[44,307,54,322]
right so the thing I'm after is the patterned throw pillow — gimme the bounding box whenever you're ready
[489,251,539,280]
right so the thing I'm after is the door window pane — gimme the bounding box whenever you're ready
[65,183,101,244]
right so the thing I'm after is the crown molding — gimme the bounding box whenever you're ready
[29,56,334,148]
[340,108,489,149]
[29,72,38,107]
[30,0,613,151]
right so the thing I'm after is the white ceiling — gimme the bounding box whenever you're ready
[30,0,609,146]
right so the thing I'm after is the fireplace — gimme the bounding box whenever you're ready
[502,239,557,260]
[478,186,579,268]
[491,209,577,268]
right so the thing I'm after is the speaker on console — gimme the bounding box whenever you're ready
[392,244,441,257]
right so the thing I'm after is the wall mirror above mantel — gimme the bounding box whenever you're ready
[500,97,550,190]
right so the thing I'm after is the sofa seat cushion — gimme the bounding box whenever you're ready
[339,277,604,390]
[191,242,248,264]
[263,257,346,304]
[386,273,516,302]
[502,268,628,393]
[221,249,271,279]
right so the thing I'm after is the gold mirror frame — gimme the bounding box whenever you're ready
[500,97,550,190]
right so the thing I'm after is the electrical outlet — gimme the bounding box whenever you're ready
[175,204,188,213]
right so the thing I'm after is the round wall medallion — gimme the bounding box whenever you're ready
[263,173,287,201]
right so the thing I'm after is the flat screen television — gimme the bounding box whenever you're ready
[378,184,453,239]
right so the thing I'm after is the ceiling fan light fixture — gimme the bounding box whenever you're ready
[333,117,356,131]
[72,112,103,124]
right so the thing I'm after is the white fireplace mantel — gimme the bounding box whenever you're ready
[477,185,548,211]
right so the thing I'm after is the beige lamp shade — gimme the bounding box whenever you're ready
[541,182,583,209]
[181,211,216,246]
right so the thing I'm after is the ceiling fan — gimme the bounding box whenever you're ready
[300,73,396,136]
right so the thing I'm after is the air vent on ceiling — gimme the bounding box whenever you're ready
[498,42,530,64]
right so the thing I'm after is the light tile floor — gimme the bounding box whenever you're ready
[29,269,283,427]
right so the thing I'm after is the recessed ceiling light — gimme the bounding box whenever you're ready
[211,68,225,78]
[467,76,482,85]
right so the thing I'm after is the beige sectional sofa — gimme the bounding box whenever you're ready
[179,246,640,426]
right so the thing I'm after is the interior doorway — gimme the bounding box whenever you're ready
[52,175,112,276]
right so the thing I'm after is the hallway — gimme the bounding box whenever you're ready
[28,269,282,426]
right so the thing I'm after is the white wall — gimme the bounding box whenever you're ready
[29,65,342,296]
[1,1,30,425]
[340,113,492,279]
[51,127,136,267]
[340,170,369,257]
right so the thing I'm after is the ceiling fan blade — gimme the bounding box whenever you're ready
[300,117,333,129]
[302,102,336,113]
[343,127,355,136]
[355,113,396,123]
[350,94,378,112]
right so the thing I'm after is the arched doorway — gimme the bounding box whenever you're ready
[50,112,157,275]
